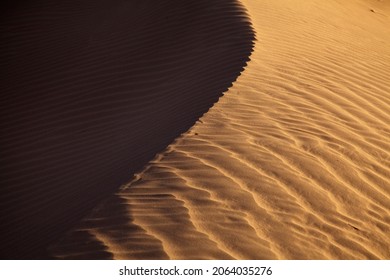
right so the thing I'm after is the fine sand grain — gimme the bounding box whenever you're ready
[50,0,390,259]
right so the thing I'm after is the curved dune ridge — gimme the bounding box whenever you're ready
[0,0,254,259]
[49,0,390,259]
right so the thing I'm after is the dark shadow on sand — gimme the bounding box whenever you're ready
[0,0,255,259]
[49,195,169,259]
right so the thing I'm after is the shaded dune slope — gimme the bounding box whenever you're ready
[0,0,254,259]
[50,0,389,259]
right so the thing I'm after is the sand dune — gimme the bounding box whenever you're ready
[0,0,254,259]
[48,0,390,259]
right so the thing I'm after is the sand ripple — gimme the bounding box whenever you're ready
[0,0,254,259]
[49,0,390,259]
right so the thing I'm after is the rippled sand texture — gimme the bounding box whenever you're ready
[0,0,254,259]
[52,0,390,259]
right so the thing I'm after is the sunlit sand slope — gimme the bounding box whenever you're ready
[50,0,390,259]
[0,0,254,259]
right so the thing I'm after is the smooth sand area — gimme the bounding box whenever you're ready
[50,0,390,259]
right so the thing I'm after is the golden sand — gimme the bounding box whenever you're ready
[50,0,390,259]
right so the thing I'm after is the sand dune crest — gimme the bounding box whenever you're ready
[50,0,390,259]
[0,0,254,259]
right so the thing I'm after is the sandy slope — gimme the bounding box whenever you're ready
[52,0,390,259]
[0,0,253,259]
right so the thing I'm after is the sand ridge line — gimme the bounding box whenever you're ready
[49,0,390,259]
[1,0,254,259]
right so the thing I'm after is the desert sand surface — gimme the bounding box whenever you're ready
[49,0,390,259]
[0,0,253,259]
[1,0,389,259]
